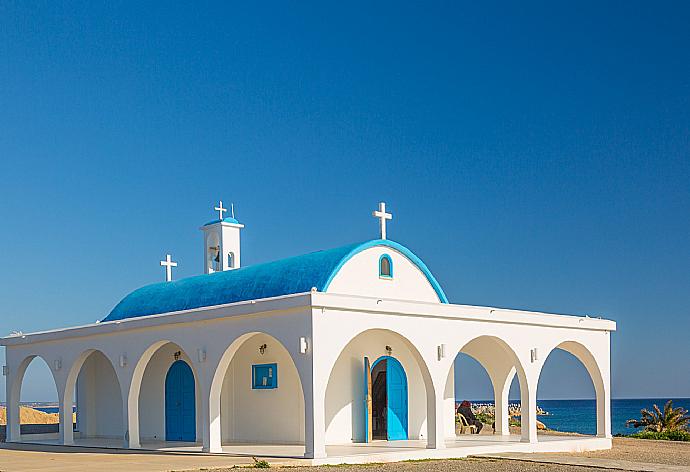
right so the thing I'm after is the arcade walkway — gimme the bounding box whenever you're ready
[9,433,611,465]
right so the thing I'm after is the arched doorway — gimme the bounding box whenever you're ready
[369,356,408,440]
[135,342,200,444]
[165,360,196,442]
[324,328,433,445]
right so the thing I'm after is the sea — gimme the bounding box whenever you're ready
[468,398,690,436]
[19,398,690,436]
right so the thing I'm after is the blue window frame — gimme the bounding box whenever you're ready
[379,254,393,278]
[252,363,278,389]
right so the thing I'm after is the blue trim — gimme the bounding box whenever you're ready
[378,253,393,278]
[322,239,448,303]
[252,363,278,389]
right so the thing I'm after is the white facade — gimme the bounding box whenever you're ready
[0,208,616,464]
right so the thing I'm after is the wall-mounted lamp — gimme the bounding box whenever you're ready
[437,344,446,361]
[385,345,393,356]
[530,348,538,363]
[53,359,62,371]
[174,351,181,361]
[119,354,128,368]
[2,365,8,376]
[197,348,207,363]
[299,337,308,354]
[259,343,267,355]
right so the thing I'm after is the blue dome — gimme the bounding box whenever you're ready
[103,239,448,322]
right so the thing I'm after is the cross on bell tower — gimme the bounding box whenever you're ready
[372,202,393,240]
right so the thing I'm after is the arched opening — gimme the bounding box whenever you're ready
[444,336,526,440]
[537,341,606,437]
[214,333,305,446]
[324,329,434,445]
[6,355,61,442]
[72,350,123,442]
[137,342,200,444]
[206,232,220,273]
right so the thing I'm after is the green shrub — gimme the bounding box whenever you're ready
[629,430,690,442]
[475,412,495,425]
[252,457,270,468]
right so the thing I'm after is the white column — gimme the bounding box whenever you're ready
[426,375,446,449]
[122,376,141,449]
[58,381,74,445]
[5,368,21,443]
[202,375,223,453]
[443,367,456,439]
[520,376,538,443]
[596,336,612,439]
[304,382,327,459]
[490,368,514,436]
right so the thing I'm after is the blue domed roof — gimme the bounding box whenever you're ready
[103,239,448,322]
[203,216,241,226]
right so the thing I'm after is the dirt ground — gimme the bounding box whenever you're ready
[566,436,690,466]
[181,458,600,472]
[1,436,688,472]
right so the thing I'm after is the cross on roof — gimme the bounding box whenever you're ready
[160,254,178,282]
[214,200,227,221]
[372,202,393,240]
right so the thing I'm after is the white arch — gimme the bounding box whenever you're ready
[538,340,609,438]
[205,331,306,453]
[446,335,528,439]
[6,355,60,443]
[125,340,202,448]
[323,328,437,446]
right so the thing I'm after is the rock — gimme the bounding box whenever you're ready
[536,420,547,430]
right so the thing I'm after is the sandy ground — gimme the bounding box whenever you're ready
[2,437,689,472]
[565,436,690,467]
[214,458,602,472]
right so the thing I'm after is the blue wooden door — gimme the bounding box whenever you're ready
[386,357,408,440]
[165,360,196,442]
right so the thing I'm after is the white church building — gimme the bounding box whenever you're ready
[1,202,615,464]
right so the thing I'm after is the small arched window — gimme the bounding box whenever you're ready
[379,254,393,278]
[227,252,235,269]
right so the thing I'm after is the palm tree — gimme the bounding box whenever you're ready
[626,400,690,432]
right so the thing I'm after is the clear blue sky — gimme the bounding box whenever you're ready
[1,1,689,403]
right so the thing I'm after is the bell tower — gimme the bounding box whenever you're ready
[200,201,244,274]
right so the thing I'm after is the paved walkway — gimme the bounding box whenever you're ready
[475,452,690,472]
[0,443,299,472]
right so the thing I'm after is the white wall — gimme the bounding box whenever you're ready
[220,333,304,444]
[324,329,428,444]
[76,351,123,438]
[326,246,441,303]
[138,344,199,441]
